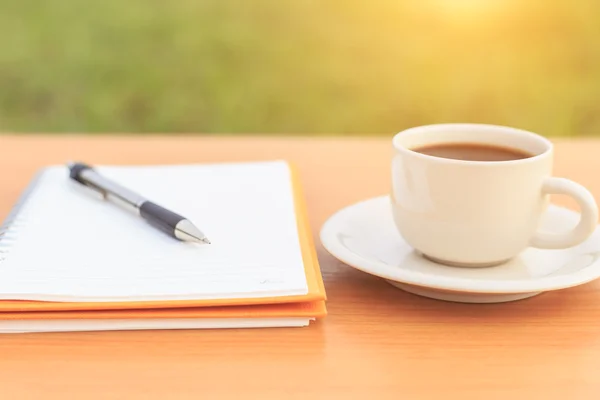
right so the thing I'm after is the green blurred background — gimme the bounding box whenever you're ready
[1,0,599,136]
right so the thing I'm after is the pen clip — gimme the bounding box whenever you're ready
[80,180,109,199]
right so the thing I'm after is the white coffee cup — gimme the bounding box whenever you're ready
[391,123,598,267]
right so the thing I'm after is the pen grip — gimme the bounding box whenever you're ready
[139,201,183,238]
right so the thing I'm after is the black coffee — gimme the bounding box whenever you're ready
[412,142,534,161]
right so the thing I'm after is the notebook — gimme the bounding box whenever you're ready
[0,160,326,332]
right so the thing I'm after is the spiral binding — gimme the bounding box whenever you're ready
[0,171,45,264]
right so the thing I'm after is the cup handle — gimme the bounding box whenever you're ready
[530,177,598,249]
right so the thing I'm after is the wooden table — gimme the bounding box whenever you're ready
[1,135,600,399]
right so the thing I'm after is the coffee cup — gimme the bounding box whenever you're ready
[391,123,598,267]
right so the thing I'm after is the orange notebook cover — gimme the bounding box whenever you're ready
[0,161,326,329]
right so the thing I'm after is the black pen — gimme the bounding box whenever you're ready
[67,162,211,244]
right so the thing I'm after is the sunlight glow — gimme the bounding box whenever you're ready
[428,0,510,20]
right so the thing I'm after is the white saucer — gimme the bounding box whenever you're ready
[320,196,600,303]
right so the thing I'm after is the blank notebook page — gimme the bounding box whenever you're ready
[0,161,308,302]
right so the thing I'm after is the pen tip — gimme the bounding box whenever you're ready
[174,220,211,244]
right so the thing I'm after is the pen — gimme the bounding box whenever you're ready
[67,162,211,244]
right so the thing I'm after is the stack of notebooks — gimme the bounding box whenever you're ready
[0,160,326,333]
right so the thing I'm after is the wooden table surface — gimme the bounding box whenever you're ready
[1,134,600,399]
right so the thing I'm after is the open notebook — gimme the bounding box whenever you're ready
[0,160,326,332]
